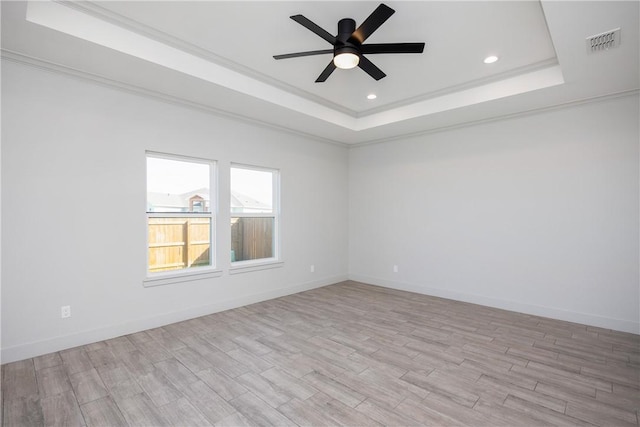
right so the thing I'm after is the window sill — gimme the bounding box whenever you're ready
[229,260,284,275]
[143,268,223,287]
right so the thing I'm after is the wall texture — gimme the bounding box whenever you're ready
[349,94,639,334]
[1,61,349,362]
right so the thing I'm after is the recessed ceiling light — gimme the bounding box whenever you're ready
[483,55,499,64]
[367,94,377,100]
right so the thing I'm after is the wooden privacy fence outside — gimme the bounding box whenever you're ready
[231,217,274,262]
[148,217,210,272]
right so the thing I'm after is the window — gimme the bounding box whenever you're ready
[230,165,279,267]
[146,153,217,283]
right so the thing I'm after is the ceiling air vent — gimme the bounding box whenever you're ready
[587,28,621,53]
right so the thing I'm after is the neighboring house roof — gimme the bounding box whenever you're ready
[148,188,269,210]
[231,191,270,210]
[147,192,189,209]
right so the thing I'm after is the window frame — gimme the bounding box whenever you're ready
[144,151,221,287]
[229,163,282,273]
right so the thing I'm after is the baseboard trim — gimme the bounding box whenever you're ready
[1,275,346,364]
[348,274,639,335]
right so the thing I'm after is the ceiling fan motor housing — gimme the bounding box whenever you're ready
[336,18,359,56]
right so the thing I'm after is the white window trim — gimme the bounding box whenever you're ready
[143,268,223,287]
[145,151,219,286]
[230,163,281,269]
[229,260,284,275]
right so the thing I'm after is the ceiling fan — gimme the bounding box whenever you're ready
[273,3,425,82]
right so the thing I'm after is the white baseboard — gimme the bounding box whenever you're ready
[1,275,347,364]
[348,274,639,335]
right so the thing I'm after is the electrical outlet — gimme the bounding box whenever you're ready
[393,265,398,273]
[310,265,315,273]
[61,305,71,319]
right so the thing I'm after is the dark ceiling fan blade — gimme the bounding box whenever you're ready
[361,42,425,54]
[350,4,395,44]
[290,15,336,45]
[273,49,334,60]
[315,61,337,82]
[358,55,386,80]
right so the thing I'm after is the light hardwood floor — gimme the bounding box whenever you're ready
[2,281,639,426]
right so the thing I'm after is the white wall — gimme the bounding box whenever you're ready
[2,61,638,364]
[349,94,640,334]
[1,61,349,362]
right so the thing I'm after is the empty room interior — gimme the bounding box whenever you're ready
[1,1,639,426]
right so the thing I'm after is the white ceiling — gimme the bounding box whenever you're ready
[2,1,638,145]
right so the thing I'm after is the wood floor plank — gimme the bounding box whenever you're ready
[2,360,38,400]
[358,367,430,401]
[36,366,72,398]
[197,350,249,378]
[171,347,213,373]
[86,349,119,371]
[195,368,247,402]
[354,398,422,426]
[113,393,168,427]
[228,391,296,426]
[33,353,63,372]
[212,411,253,427]
[328,333,380,355]
[133,341,172,364]
[41,390,85,427]
[594,389,640,414]
[420,392,498,426]
[135,369,182,407]
[80,396,128,427]
[117,351,155,379]
[301,372,365,408]
[96,366,143,400]
[332,370,405,408]
[277,398,339,426]
[259,353,315,379]
[146,328,186,352]
[227,348,273,373]
[231,336,273,356]
[235,372,291,408]
[401,370,480,408]
[60,349,93,376]
[304,392,383,426]
[187,394,236,425]
[69,369,109,405]
[126,331,153,346]
[503,394,597,426]
[260,368,317,401]
[104,337,136,357]
[153,358,199,388]
[159,398,212,427]
[565,399,639,427]
[3,395,44,427]
[472,398,553,426]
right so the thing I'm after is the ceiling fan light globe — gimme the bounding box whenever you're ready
[334,52,360,69]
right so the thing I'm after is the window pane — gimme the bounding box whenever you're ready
[230,167,273,213]
[231,217,274,262]
[147,157,210,213]
[149,217,211,272]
